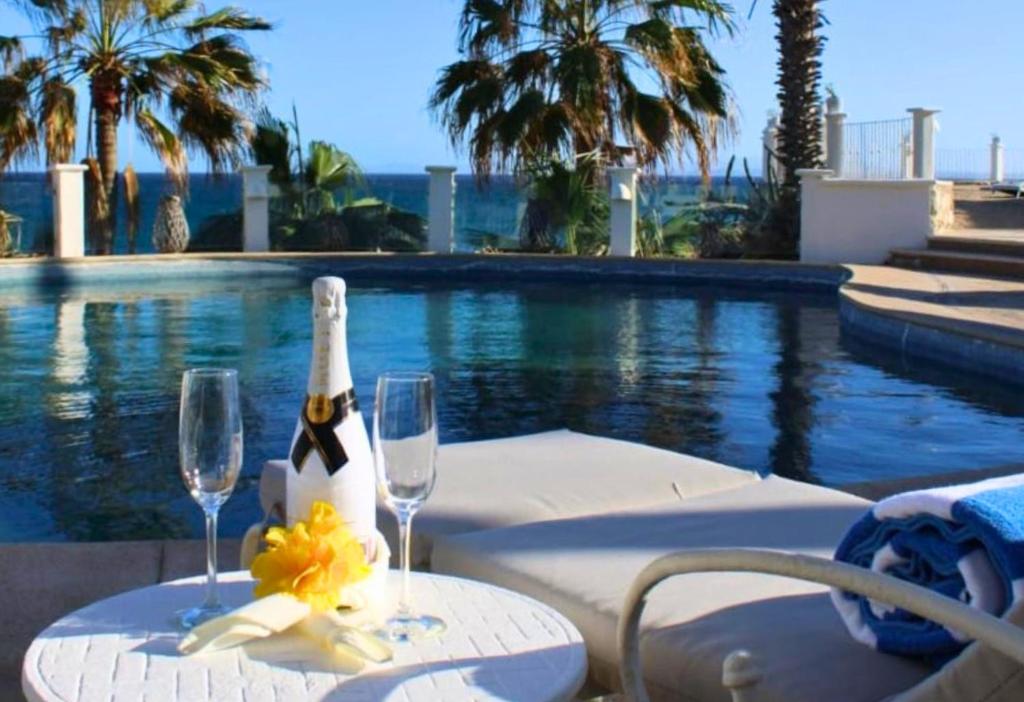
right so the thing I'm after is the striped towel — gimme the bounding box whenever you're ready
[832,473,1024,658]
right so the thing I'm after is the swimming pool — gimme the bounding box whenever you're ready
[1,272,1022,541]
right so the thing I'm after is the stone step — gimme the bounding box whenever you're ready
[928,234,1024,258]
[888,248,1024,278]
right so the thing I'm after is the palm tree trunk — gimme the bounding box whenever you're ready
[773,0,825,257]
[90,71,122,254]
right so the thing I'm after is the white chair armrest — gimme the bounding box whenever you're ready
[617,548,1024,702]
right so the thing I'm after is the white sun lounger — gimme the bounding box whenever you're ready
[432,473,1024,701]
[988,182,1024,198]
[257,430,759,568]
[618,548,1024,702]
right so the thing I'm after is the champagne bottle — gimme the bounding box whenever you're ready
[287,277,376,549]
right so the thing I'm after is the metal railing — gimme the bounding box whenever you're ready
[936,148,990,180]
[937,146,1024,182]
[1005,149,1024,181]
[842,118,912,180]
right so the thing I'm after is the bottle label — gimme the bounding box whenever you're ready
[290,388,360,476]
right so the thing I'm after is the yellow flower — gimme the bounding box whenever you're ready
[251,501,371,611]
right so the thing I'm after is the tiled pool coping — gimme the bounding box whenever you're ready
[1,253,1021,384]
[0,252,846,291]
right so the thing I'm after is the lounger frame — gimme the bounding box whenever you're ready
[618,548,1024,702]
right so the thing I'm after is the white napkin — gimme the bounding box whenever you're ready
[178,594,311,655]
[299,609,393,663]
[178,594,393,669]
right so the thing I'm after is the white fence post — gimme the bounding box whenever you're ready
[900,135,914,179]
[762,114,780,182]
[426,166,456,254]
[908,108,940,179]
[50,164,88,259]
[820,114,828,168]
[991,135,1005,183]
[825,94,846,177]
[608,166,639,257]
[241,165,272,252]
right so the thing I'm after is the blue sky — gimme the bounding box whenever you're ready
[2,0,1022,174]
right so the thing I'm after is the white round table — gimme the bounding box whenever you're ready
[23,571,587,702]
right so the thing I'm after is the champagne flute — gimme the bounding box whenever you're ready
[373,371,446,642]
[178,369,243,629]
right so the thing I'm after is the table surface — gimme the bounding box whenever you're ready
[23,570,587,702]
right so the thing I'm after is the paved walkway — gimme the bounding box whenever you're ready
[953,183,1024,233]
[936,227,1024,242]
[842,264,1024,349]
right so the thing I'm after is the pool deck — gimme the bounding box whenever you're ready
[840,264,1024,382]
[843,265,1024,348]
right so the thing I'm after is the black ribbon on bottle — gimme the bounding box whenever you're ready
[290,389,360,476]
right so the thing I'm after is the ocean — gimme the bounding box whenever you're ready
[0,172,749,255]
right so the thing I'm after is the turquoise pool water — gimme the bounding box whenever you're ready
[1,277,1022,541]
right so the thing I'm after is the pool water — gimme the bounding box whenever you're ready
[1,278,1022,541]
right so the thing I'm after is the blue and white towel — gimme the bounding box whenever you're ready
[832,473,1024,658]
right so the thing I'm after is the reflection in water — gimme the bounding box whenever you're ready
[768,303,819,483]
[638,296,726,461]
[0,280,1022,541]
[51,300,90,420]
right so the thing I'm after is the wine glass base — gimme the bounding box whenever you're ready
[177,603,231,630]
[379,614,447,643]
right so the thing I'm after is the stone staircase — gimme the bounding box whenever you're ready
[888,232,1024,278]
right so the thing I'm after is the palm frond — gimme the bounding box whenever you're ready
[135,107,187,187]
[39,75,75,164]
[0,73,39,170]
[122,162,140,252]
[169,81,247,173]
[142,0,198,25]
[303,140,363,213]
[184,7,272,36]
[249,107,292,188]
[433,0,734,178]
[0,36,25,71]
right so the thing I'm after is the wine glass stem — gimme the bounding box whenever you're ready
[397,512,413,617]
[204,509,220,609]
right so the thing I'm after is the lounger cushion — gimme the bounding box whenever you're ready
[259,429,758,567]
[891,600,1024,702]
[431,476,932,702]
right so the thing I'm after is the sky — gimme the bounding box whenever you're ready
[1,0,1023,175]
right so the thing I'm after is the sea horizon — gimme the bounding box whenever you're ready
[1,171,748,255]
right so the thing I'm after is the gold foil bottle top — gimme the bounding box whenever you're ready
[305,394,334,424]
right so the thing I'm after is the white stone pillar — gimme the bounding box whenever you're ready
[824,95,846,177]
[241,165,273,252]
[608,166,639,257]
[908,108,940,180]
[50,164,88,259]
[426,166,456,254]
[991,135,1005,183]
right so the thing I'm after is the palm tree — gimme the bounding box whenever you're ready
[249,107,364,220]
[430,0,734,179]
[751,0,826,255]
[519,153,608,253]
[0,0,270,252]
[240,107,424,253]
